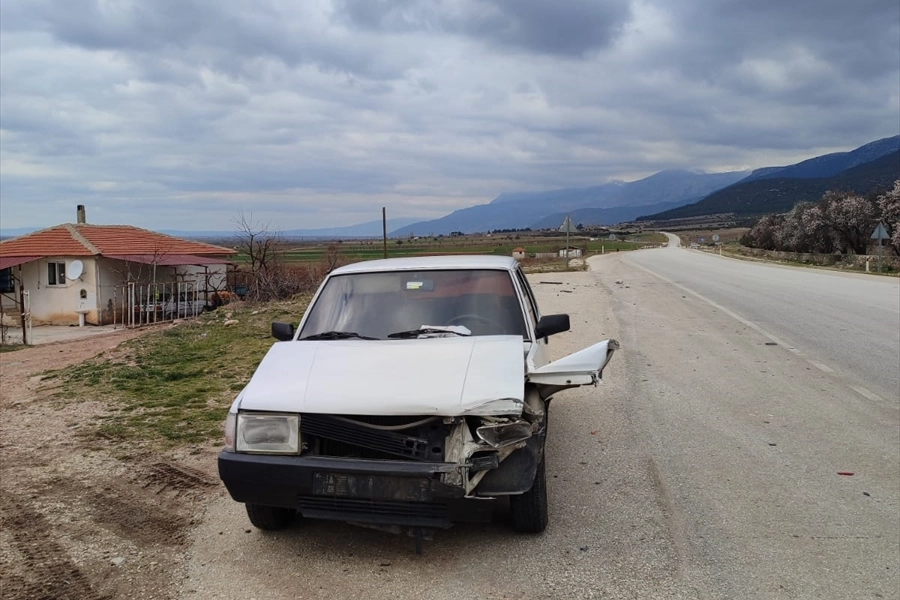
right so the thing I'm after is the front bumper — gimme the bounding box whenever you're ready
[218,452,495,528]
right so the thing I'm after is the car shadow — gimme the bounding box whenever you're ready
[249,497,535,559]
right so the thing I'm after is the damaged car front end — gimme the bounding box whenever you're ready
[218,256,617,542]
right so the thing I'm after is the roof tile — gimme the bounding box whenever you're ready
[0,224,236,258]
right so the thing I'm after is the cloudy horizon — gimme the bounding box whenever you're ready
[1,0,898,231]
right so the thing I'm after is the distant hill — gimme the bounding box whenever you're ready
[741,135,899,183]
[0,227,37,240]
[163,218,422,240]
[531,200,691,229]
[284,218,421,239]
[641,150,900,221]
[391,170,749,236]
[2,218,422,242]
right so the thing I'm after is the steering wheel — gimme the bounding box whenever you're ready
[447,313,499,332]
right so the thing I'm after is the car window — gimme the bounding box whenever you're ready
[300,269,528,339]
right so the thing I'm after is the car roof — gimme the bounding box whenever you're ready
[330,255,520,275]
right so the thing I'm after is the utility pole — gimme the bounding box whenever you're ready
[559,215,573,268]
[382,207,388,259]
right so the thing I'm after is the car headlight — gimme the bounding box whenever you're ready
[235,412,301,454]
[476,420,533,448]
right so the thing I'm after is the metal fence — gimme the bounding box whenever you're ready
[0,290,31,345]
[113,281,205,328]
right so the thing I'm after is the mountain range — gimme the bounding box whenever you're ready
[642,149,900,221]
[160,218,422,240]
[3,136,897,240]
[738,135,899,183]
[394,135,899,234]
[0,218,422,242]
[390,169,750,236]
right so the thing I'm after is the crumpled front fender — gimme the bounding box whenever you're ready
[527,339,618,397]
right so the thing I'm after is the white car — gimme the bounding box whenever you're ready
[218,255,617,544]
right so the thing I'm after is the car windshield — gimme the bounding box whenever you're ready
[299,269,528,340]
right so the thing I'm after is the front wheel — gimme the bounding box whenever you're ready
[509,454,549,533]
[245,504,296,530]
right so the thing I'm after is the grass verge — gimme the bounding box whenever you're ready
[0,344,29,353]
[43,297,310,449]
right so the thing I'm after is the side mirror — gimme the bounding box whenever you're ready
[535,314,570,338]
[271,322,295,341]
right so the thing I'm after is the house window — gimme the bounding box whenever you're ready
[0,268,14,293]
[47,262,66,286]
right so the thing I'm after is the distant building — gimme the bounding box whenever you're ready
[0,206,235,326]
[559,246,583,258]
[512,247,526,259]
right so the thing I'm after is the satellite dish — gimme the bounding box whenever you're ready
[67,260,84,280]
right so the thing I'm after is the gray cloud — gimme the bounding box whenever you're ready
[335,0,633,56]
[0,0,897,231]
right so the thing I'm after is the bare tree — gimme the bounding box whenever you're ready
[232,211,283,301]
[324,243,341,273]
[105,242,172,285]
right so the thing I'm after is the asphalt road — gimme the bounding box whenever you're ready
[651,233,899,404]
[595,247,899,599]
[179,251,899,600]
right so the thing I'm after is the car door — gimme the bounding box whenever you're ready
[513,267,552,368]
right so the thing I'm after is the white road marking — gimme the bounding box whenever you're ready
[625,259,795,348]
[849,385,885,404]
[624,257,889,407]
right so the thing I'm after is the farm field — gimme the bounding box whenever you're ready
[232,231,668,265]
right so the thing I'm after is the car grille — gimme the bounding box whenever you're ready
[302,414,446,461]
[297,496,450,528]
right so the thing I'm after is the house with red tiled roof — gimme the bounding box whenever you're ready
[1,206,236,327]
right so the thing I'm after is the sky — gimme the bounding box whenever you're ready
[1,0,898,232]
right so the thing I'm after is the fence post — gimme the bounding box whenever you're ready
[128,283,134,328]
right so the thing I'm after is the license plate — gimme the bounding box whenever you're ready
[313,472,432,502]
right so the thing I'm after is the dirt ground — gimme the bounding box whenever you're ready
[0,329,224,600]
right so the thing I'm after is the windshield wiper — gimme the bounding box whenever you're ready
[387,326,471,339]
[300,331,378,341]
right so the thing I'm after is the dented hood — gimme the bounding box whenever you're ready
[237,336,525,416]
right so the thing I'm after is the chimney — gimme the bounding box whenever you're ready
[77,205,86,224]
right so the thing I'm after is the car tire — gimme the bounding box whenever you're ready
[509,453,549,533]
[245,503,296,530]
